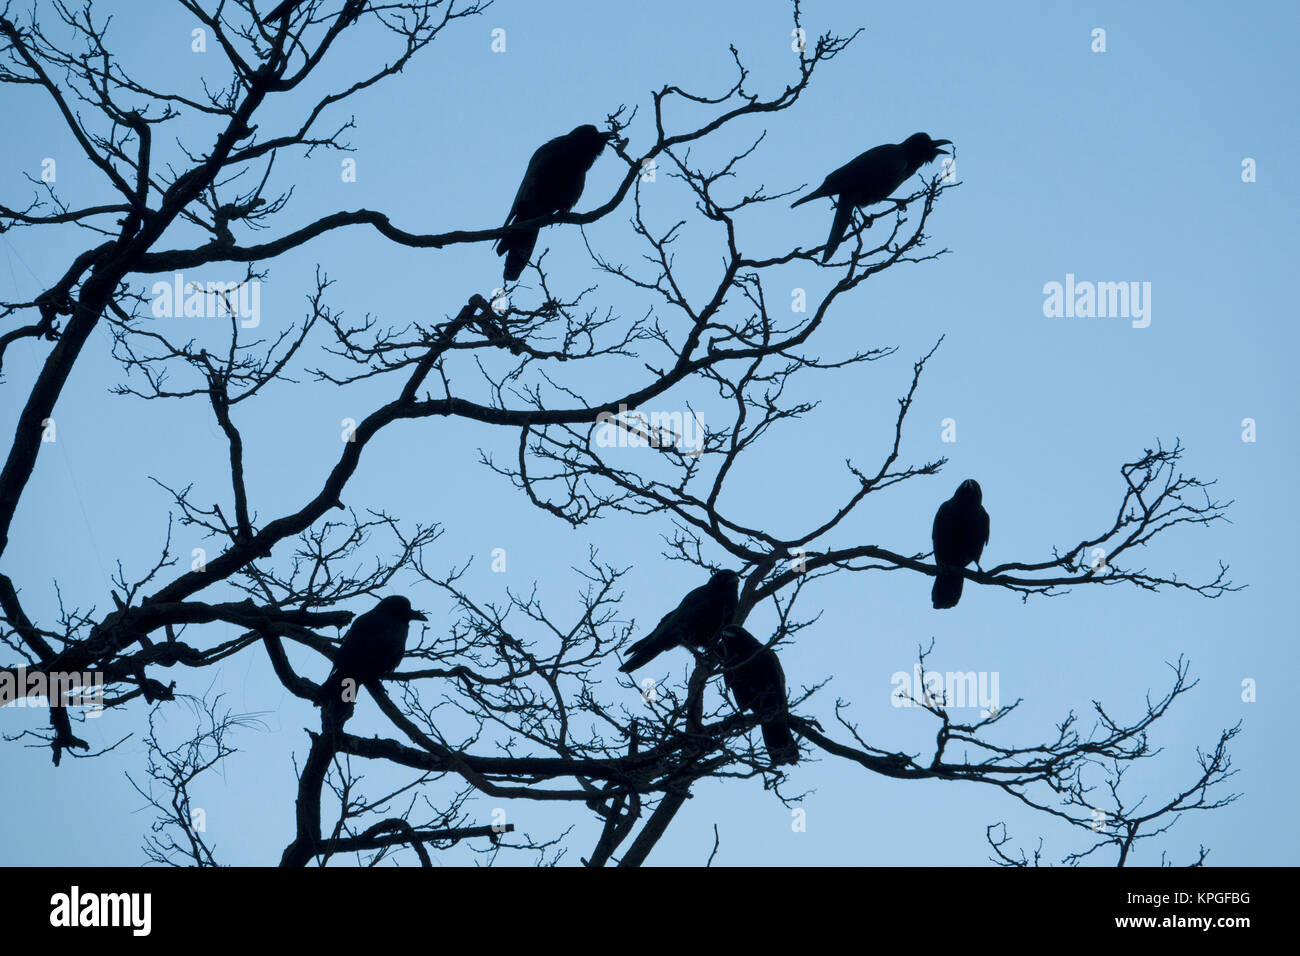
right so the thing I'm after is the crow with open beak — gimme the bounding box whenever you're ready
[792,132,952,262]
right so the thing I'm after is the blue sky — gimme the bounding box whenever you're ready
[1,0,1297,865]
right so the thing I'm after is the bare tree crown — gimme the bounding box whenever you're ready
[0,0,1238,866]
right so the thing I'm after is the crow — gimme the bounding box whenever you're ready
[717,625,798,766]
[618,570,740,673]
[931,479,990,609]
[320,595,427,728]
[792,132,952,262]
[497,124,615,282]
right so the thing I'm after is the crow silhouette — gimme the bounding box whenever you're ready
[618,570,739,673]
[496,124,614,282]
[792,132,951,262]
[321,595,427,728]
[717,625,798,766]
[931,479,990,609]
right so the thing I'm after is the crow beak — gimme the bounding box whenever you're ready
[410,611,428,622]
[933,139,952,155]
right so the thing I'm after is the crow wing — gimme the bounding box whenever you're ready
[619,575,735,672]
[722,629,787,713]
[498,142,556,250]
[720,627,798,765]
[332,608,406,683]
[933,497,988,567]
[833,142,914,204]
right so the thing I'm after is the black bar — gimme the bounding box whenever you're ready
[5,865,1280,941]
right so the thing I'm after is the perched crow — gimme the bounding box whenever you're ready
[931,479,990,609]
[321,595,427,728]
[792,132,952,262]
[618,570,740,673]
[717,625,798,766]
[497,124,614,282]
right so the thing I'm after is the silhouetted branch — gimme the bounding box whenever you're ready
[0,0,1239,868]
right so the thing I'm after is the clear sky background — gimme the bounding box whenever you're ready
[2,0,1297,865]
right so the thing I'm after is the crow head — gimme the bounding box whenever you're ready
[718,623,751,648]
[569,124,616,164]
[375,595,429,622]
[955,478,982,504]
[715,624,754,663]
[903,132,952,166]
[710,569,741,592]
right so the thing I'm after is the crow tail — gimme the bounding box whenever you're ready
[618,645,657,673]
[761,719,799,766]
[931,568,964,609]
[822,200,854,263]
[320,670,356,731]
[498,228,538,282]
[619,626,675,673]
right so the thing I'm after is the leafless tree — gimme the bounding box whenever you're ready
[1,0,1239,866]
